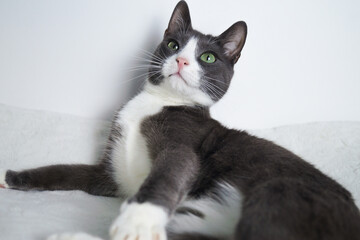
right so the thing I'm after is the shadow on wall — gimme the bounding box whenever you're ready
[103,19,163,120]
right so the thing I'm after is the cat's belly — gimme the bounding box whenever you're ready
[111,93,162,196]
[112,123,151,197]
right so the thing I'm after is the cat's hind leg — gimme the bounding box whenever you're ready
[235,178,360,240]
[0,164,118,197]
[167,182,242,240]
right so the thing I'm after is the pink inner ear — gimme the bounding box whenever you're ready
[224,42,237,56]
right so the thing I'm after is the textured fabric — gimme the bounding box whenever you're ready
[0,104,359,240]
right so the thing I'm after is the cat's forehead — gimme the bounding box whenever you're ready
[166,29,220,53]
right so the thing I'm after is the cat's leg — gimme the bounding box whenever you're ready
[167,182,242,240]
[0,164,118,197]
[110,145,199,240]
[235,178,360,240]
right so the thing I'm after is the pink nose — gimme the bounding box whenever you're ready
[176,57,189,70]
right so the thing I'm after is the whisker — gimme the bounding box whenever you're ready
[137,49,164,62]
[205,84,222,98]
[159,48,167,60]
[203,80,225,95]
[123,65,161,71]
[119,70,161,85]
[122,64,161,69]
[119,66,161,74]
[130,57,163,65]
[205,81,226,93]
[203,76,229,86]
[201,84,221,99]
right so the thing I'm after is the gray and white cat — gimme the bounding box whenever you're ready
[1,1,360,240]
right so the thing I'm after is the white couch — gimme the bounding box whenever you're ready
[0,104,359,240]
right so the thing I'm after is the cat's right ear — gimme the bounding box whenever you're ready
[165,1,192,36]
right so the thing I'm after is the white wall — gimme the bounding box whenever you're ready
[0,0,359,129]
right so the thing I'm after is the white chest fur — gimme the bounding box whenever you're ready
[111,85,194,197]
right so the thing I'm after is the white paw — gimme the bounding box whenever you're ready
[46,232,103,240]
[0,169,9,189]
[110,202,168,240]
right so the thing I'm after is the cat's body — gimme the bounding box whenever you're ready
[1,1,360,240]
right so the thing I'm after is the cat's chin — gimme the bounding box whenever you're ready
[166,76,200,99]
[169,76,190,91]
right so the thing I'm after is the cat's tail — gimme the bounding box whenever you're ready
[0,164,119,197]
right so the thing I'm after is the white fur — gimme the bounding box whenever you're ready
[0,169,9,188]
[47,232,104,240]
[168,183,242,239]
[111,86,195,197]
[110,202,168,240]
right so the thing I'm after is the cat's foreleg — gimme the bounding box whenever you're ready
[0,164,118,197]
[110,145,199,240]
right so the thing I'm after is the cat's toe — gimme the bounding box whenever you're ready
[110,202,168,240]
[46,232,103,240]
[0,169,9,189]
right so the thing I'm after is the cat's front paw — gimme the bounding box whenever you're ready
[110,202,168,240]
[47,232,103,240]
[0,169,9,189]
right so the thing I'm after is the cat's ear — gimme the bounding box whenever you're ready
[165,1,192,36]
[217,21,247,64]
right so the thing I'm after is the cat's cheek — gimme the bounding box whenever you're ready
[161,57,177,78]
[110,202,168,240]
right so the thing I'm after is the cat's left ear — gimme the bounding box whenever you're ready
[217,21,247,64]
[165,1,192,36]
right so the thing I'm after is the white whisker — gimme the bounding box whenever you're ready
[119,70,161,85]
[203,76,228,86]
[205,81,226,93]
[130,57,162,65]
[137,50,164,63]
[202,84,221,99]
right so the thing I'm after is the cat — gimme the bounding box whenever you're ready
[1,1,360,240]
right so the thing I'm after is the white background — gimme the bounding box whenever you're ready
[0,0,359,129]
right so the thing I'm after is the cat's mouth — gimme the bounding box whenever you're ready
[169,72,189,85]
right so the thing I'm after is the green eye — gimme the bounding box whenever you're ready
[200,53,216,63]
[167,41,179,51]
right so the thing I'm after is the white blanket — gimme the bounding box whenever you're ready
[0,104,359,240]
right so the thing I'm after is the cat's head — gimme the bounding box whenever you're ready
[146,1,247,106]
